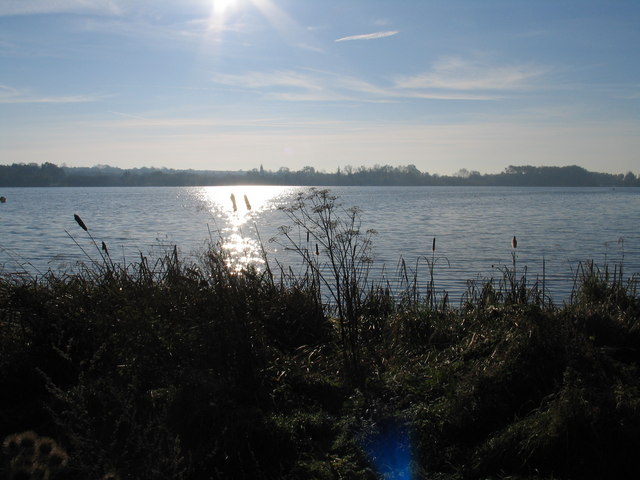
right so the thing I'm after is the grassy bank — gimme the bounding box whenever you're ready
[1,191,639,479]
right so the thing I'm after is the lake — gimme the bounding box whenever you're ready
[1,186,638,303]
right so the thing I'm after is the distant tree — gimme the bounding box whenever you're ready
[623,171,637,186]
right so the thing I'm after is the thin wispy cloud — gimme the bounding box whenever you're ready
[296,42,325,53]
[395,57,547,91]
[212,71,324,92]
[211,69,498,103]
[105,112,354,131]
[78,17,206,46]
[0,95,98,104]
[0,85,99,104]
[335,30,399,42]
[212,70,382,102]
[0,0,123,16]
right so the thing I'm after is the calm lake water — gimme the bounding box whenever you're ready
[1,186,639,303]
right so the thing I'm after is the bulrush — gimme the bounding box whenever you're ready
[230,193,237,212]
[74,213,88,231]
[512,236,518,249]
[244,194,252,210]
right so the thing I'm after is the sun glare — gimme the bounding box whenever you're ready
[195,185,296,271]
[207,0,242,33]
[212,0,238,15]
[204,0,296,49]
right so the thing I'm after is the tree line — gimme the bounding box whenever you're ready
[1,161,638,187]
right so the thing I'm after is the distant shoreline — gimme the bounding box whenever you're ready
[1,162,638,188]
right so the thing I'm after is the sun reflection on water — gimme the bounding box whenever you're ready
[193,185,297,271]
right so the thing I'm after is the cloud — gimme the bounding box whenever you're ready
[0,0,209,18]
[212,70,387,102]
[0,95,98,104]
[104,111,354,131]
[335,30,399,42]
[210,68,501,103]
[296,42,325,53]
[395,57,547,91]
[212,71,324,91]
[0,0,123,16]
[0,85,99,104]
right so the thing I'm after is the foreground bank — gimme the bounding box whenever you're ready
[1,236,639,480]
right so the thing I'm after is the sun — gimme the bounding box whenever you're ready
[212,0,239,15]
[207,0,242,33]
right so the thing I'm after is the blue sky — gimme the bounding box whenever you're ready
[1,0,638,174]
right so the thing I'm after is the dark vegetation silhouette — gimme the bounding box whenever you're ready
[1,190,640,479]
[1,162,639,187]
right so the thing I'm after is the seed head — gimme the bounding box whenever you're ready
[74,214,88,231]
[511,236,517,249]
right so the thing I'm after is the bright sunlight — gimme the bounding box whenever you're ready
[212,0,239,15]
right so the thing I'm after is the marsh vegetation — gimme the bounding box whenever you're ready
[1,190,639,479]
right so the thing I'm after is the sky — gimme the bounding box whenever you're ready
[1,0,639,175]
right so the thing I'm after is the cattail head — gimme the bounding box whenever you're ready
[101,241,109,255]
[74,214,88,231]
[511,236,517,249]
[230,193,237,212]
[432,237,436,252]
[315,243,319,255]
[244,194,251,210]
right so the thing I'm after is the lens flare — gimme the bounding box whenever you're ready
[364,423,413,480]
